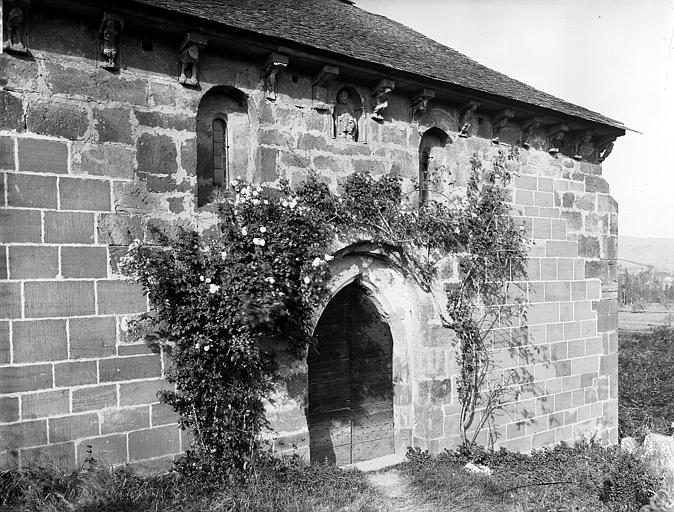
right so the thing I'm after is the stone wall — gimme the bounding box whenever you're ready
[0,7,619,469]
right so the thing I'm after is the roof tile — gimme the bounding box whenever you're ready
[131,0,624,129]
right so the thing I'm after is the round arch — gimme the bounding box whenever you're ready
[196,85,251,206]
[417,107,458,136]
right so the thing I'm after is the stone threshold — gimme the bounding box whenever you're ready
[341,453,406,472]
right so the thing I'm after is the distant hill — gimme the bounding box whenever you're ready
[619,236,674,272]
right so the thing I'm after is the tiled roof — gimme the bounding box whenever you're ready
[132,0,624,130]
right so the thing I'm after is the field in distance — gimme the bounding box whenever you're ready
[619,304,674,331]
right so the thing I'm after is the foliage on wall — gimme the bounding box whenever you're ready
[121,148,528,475]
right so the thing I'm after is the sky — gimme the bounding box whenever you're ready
[358,0,674,239]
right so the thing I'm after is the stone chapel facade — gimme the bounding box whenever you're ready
[0,0,623,470]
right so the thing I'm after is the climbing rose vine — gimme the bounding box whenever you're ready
[121,149,528,475]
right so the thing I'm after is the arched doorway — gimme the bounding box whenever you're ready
[307,281,394,464]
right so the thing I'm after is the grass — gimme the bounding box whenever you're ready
[619,326,674,439]
[397,441,659,512]
[3,442,661,512]
[0,457,389,512]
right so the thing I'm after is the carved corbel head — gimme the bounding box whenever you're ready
[178,32,207,87]
[371,79,395,121]
[521,116,544,149]
[99,12,124,70]
[410,88,435,123]
[262,52,289,101]
[572,129,595,161]
[457,100,480,138]
[546,123,569,156]
[491,109,515,144]
[596,135,617,163]
[3,0,30,54]
[312,64,340,111]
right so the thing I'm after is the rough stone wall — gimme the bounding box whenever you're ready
[0,9,618,469]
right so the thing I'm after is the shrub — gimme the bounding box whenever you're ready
[122,154,528,474]
[401,440,661,512]
[619,327,674,439]
[122,177,336,474]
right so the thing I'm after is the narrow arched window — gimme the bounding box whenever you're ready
[196,86,248,207]
[419,147,431,205]
[212,117,227,189]
[418,127,448,207]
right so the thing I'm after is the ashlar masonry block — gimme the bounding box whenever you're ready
[18,138,68,174]
[24,281,95,318]
[12,319,68,363]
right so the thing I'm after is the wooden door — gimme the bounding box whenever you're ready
[308,283,394,464]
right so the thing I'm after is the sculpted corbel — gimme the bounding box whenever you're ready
[178,32,207,87]
[3,0,30,54]
[491,109,515,144]
[99,12,123,70]
[457,100,479,138]
[371,79,395,121]
[262,52,289,101]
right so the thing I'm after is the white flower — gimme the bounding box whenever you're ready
[252,199,260,206]
[241,227,248,236]
[303,276,311,284]
[454,227,460,234]
[281,199,289,207]
[220,251,227,260]
[259,226,267,233]
[312,257,323,267]
[200,245,210,253]
[199,275,205,282]
[253,238,266,246]
[209,284,220,294]
[324,254,334,262]
[203,344,211,352]
[289,198,298,209]
[263,200,269,205]
[265,277,276,284]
